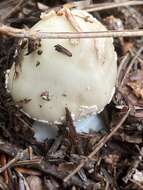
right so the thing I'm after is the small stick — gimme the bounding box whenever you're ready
[0,149,28,173]
[1,0,26,21]
[65,108,83,155]
[0,154,9,184]
[117,52,131,87]
[64,8,82,32]
[65,107,79,144]
[15,167,42,176]
[63,108,131,182]
[28,147,33,160]
[120,46,143,87]
[14,158,42,167]
[84,1,143,12]
[0,25,143,39]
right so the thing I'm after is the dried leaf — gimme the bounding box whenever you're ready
[127,81,143,99]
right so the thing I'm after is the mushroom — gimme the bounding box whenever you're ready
[6,9,117,140]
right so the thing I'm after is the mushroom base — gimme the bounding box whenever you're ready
[33,114,104,142]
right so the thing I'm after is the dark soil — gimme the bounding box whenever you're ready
[0,0,143,189]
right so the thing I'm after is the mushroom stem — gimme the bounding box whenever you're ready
[33,115,104,142]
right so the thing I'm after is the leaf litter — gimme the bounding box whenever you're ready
[0,0,143,189]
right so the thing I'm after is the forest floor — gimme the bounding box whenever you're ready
[0,0,143,189]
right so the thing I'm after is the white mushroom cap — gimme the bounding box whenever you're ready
[7,9,117,124]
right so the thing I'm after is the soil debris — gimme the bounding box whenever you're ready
[0,0,143,189]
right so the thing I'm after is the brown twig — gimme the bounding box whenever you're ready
[14,158,42,167]
[84,1,143,12]
[40,161,95,188]
[120,46,143,87]
[28,146,33,160]
[15,167,42,176]
[65,108,83,155]
[0,24,143,39]
[63,108,131,182]
[65,108,79,144]
[14,158,95,188]
[0,154,9,184]
[117,53,131,87]
[1,0,26,21]
[0,149,28,173]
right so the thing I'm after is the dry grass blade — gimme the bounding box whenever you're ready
[0,25,143,39]
[63,108,131,182]
[84,1,143,12]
